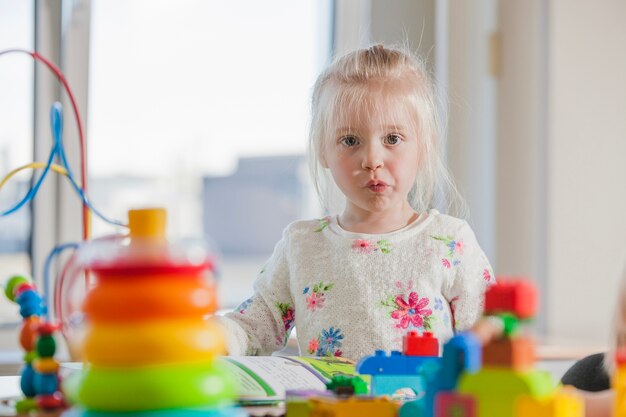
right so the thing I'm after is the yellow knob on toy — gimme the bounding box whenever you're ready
[128,208,166,241]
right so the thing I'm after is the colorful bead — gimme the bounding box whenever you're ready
[4,275,29,302]
[36,334,57,357]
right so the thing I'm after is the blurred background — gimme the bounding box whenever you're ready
[1,0,625,355]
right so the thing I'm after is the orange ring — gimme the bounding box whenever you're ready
[83,318,225,366]
[83,278,217,322]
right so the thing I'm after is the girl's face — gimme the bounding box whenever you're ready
[323,84,421,225]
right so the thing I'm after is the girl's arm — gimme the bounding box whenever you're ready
[582,390,613,417]
[442,221,495,331]
[217,228,295,356]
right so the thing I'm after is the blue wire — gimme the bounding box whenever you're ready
[0,131,59,216]
[1,102,126,227]
[42,241,79,320]
[50,103,126,227]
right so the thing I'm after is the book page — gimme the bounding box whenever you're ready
[222,356,328,401]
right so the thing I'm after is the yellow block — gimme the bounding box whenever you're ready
[310,396,398,417]
[515,387,584,417]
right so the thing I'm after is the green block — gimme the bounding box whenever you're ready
[286,399,314,417]
[458,367,555,417]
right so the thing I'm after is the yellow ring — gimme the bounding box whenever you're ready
[83,318,225,366]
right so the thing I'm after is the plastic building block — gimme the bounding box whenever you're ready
[435,391,476,417]
[439,332,482,391]
[357,350,441,397]
[368,375,427,397]
[399,399,425,417]
[398,333,482,417]
[514,387,584,417]
[326,375,368,396]
[613,348,626,417]
[482,336,535,370]
[357,350,440,376]
[403,331,440,357]
[458,368,554,417]
[484,280,537,319]
[286,398,315,417]
[309,396,399,417]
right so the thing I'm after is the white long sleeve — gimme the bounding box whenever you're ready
[218,209,494,361]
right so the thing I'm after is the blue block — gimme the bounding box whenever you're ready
[357,350,440,376]
[370,375,426,397]
[439,332,482,391]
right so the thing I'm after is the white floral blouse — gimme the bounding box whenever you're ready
[217,209,495,362]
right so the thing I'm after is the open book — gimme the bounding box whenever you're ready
[59,356,359,406]
[222,355,359,405]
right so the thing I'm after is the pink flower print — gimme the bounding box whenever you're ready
[303,282,334,312]
[455,241,464,255]
[391,292,432,329]
[352,239,374,253]
[483,268,491,282]
[308,338,319,354]
[352,239,392,254]
[442,259,451,269]
[276,302,295,332]
[306,292,325,310]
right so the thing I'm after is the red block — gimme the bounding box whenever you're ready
[484,279,537,319]
[403,330,439,356]
[435,391,476,417]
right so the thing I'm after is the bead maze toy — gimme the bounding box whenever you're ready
[4,275,65,414]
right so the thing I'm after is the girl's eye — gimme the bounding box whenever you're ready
[340,136,359,147]
[384,134,402,145]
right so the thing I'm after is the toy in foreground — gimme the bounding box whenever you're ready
[61,208,245,416]
[287,279,588,417]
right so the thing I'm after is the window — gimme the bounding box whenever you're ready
[87,1,332,307]
[0,0,34,325]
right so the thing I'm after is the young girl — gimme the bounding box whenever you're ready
[218,44,494,360]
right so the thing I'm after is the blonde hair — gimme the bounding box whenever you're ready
[605,262,626,375]
[308,44,465,216]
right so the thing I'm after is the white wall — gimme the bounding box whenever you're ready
[546,0,626,344]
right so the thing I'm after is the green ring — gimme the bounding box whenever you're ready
[78,361,236,411]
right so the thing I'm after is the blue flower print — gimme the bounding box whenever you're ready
[308,327,344,357]
[434,298,443,311]
[237,298,253,314]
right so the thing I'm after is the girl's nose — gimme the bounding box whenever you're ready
[361,145,384,171]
